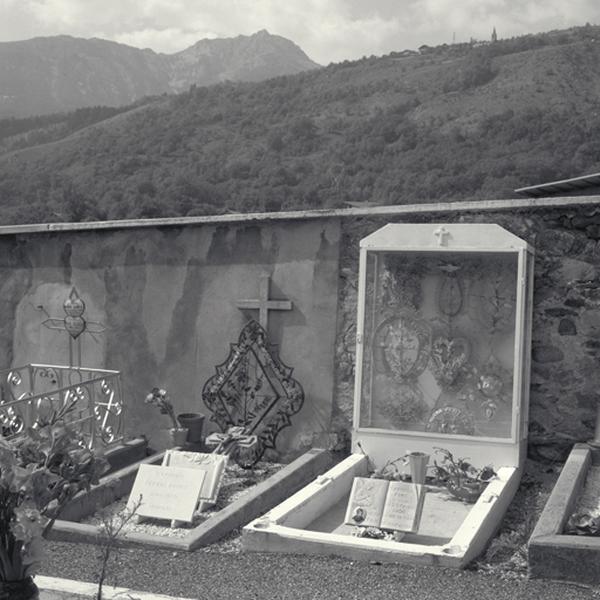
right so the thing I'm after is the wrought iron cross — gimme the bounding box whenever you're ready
[236,274,292,331]
[41,287,106,367]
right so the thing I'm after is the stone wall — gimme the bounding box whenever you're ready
[2,197,600,462]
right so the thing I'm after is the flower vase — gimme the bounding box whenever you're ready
[407,451,430,485]
[177,413,205,443]
[169,427,189,447]
[0,577,39,600]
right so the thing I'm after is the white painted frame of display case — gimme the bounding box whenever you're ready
[353,223,534,469]
[244,223,534,567]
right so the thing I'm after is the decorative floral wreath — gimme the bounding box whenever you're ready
[372,314,431,383]
[426,406,475,436]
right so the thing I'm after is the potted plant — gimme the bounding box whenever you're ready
[145,388,188,447]
[0,401,108,600]
[432,447,496,503]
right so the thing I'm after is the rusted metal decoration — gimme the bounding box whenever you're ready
[41,287,106,367]
[202,320,304,467]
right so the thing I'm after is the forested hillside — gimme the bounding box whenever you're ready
[2,25,600,224]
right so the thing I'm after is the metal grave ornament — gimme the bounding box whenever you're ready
[62,287,87,338]
[372,314,431,382]
[202,320,304,467]
[430,336,470,389]
[437,263,464,317]
[41,287,106,367]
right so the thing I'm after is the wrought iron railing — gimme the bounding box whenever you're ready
[0,364,124,448]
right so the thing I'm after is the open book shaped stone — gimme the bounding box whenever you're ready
[344,477,426,533]
[162,450,228,513]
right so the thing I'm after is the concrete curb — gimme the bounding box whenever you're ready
[36,575,195,600]
[528,443,600,583]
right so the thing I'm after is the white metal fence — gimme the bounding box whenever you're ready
[0,363,123,448]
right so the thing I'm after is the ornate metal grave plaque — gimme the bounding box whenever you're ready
[202,320,304,467]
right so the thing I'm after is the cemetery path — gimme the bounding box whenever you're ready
[41,540,600,600]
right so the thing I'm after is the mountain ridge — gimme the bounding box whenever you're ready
[0,31,319,118]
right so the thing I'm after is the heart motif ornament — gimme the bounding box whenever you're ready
[430,336,470,388]
[372,315,431,382]
[63,287,86,318]
[64,315,86,339]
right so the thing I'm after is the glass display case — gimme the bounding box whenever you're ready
[354,224,534,467]
[361,251,516,437]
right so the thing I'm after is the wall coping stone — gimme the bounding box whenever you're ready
[0,195,599,236]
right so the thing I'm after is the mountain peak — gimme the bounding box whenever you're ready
[0,31,319,118]
[170,30,319,90]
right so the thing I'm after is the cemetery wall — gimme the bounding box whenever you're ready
[1,196,599,461]
[0,219,341,455]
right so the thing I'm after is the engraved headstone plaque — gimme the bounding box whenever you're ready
[162,450,228,506]
[127,464,205,524]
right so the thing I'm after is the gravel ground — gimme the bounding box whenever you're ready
[40,540,600,600]
[38,458,583,600]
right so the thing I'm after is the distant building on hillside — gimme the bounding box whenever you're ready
[492,27,498,43]
[393,49,418,58]
[515,172,600,197]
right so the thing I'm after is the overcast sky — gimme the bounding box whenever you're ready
[2,0,599,64]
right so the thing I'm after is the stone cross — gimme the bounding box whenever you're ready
[236,274,292,331]
[434,226,451,247]
[41,287,106,367]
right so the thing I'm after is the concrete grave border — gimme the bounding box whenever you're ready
[36,575,196,600]
[48,447,335,551]
[528,443,600,583]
